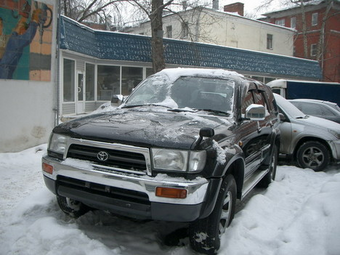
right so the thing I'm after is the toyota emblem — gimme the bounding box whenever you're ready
[97,151,109,161]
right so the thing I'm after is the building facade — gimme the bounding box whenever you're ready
[0,0,58,152]
[59,16,321,120]
[262,1,340,82]
[0,8,323,153]
[125,3,295,57]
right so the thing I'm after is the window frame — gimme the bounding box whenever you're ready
[166,25,172,38]
[311,13,318,26]
[181,22,189,39]
[310,44,317,57]
[275,19,285,27]
[290,17,296,29]
[266,34,273,50]
[62,58,75,103]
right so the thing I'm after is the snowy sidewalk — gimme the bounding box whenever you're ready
[1,145,339,255]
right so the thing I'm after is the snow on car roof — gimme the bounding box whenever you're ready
[156,68,244,83]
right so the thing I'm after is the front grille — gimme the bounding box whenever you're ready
[67,144,147,173]
[58,176,150,205]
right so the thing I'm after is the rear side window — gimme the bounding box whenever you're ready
[302,103,337,116]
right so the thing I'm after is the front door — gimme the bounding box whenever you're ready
[76,72,85,114]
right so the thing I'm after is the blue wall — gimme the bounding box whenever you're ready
[60,16,322,80]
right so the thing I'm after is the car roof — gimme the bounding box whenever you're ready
[289,98,337,106]
[289,99,340,111]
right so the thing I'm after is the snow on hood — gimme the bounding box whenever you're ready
[57,107,232,149]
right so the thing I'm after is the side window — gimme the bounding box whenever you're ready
[241,90,255,114]
[302,103,322,115]
[253,91,265,106]
[241,84,272,116]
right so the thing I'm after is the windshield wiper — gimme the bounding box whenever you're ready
[296,115,308,119]
[197,109,230,116]
[167,108,196,113]
[122,104,171,109]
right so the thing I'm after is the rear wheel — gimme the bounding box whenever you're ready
[189,175,237,255]
[57,195,90,218]
[296,141,330,171]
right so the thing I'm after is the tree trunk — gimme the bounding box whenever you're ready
[316,0,333,63]
[300,0,308,58]
[150,0,165,73]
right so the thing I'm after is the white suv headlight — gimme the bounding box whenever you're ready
[152,149,206,172]
[48,134,69,155]
[328,129,340,139]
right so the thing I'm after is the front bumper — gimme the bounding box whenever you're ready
[42,155,214,222]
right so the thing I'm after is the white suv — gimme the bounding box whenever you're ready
[274,94,340,171]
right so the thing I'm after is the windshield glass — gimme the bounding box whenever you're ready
[124,75,235,114]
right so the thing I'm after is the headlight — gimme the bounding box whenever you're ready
[152,149,206,172]
[189,151,206,172]
[48,134,69,154]
[328,129,340,139]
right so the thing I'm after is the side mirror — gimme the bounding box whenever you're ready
[194,127,215,149]
[279,113,286,122]
[111,94,124,106]
[199,127,215,138]
[245,104,266,121]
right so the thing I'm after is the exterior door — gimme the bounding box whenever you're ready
[240,83,273,180]
[76,72,85,114]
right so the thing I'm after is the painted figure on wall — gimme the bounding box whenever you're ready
[0,0,53,81]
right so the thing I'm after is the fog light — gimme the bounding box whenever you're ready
[155,187,187,199]
[42,163,53,174]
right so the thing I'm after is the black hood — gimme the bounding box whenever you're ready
[54,107,233,149]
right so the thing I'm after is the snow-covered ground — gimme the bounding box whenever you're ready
[1,145,340,255]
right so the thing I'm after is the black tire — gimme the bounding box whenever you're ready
[57,195,90,218]
[296,141,330,171]
[189,175,237,255]
[258,144,278,188]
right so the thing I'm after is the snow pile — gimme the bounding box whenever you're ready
[0,145,340,255]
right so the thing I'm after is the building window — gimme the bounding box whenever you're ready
[291,17,296,29]
[267,34,273,50]
[122,67,143,95]
[166,25,172,38]
[181,22,189,38]
[85,63,95,101]
[251,76,264,83]
[275,19,285,26]
[312,13,318,26]
[97,65,120,100]
[310,44,317,57]
[63,59,75,102]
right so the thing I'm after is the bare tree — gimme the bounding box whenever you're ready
[60,0,226,72]
[61,0,177,72]
[128,0,175,72]
[61,0,119,24]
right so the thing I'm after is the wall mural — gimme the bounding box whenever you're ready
[0,0,53,81]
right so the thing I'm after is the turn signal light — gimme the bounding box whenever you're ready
[42,163,53,174]
[155,187,187,199]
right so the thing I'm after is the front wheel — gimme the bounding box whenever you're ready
[189,175,237,255]
[57,195,90,218]
[296,141,330,171]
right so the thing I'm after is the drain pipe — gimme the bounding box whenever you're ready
[54,2,61,126]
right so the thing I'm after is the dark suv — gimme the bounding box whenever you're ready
[42,68,280,254]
